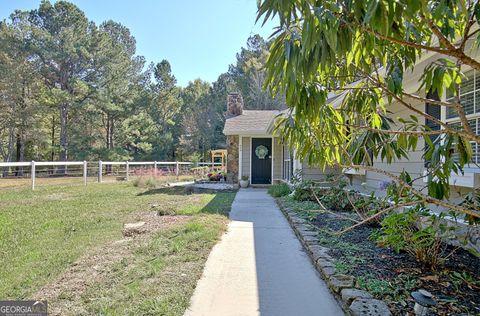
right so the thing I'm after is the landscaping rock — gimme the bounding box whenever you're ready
[308,245,331,259]
[291,217,306,224]
[321,266,337,278]
[192,183,234,190]
[317,258,335,268]
[298,223,314,231]
[350,298,392,316]
[298,230,317,237]
[329,274,354,293]
[301,234,318,246]
[341,288,373,305]
[122,222,146,237]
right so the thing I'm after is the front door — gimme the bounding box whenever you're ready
[251,138,272,184]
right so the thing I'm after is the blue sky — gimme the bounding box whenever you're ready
[0,0,277,86]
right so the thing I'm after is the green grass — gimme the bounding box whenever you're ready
[0,182,236,314]
[80,217,225,315]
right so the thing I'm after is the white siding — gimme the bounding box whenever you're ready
[241,137,250,178]
[301,160,340,181]
[350,100,426,195]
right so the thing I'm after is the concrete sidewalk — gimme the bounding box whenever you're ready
[184,188,344,316]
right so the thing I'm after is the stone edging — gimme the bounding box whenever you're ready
[278,204,392,316]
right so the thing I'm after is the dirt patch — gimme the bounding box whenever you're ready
[33,213,192,316]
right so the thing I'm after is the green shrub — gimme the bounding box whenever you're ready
[132,177,157,189]
[132,177,145,187]
[145,177,157,189]
[375,207,449,270]
[352,192,391,221]
[291,179,317,201]
[268,183,291,197]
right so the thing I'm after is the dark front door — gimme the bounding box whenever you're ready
[251,138,272,184]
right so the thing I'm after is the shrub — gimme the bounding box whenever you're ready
[315,179,351,211]
[145,177,157,189]
[375,207,450,270]
[268,183,291,197]
[132,176,157,189]
[132,177,145,187]
[352,192,391,221]
[291,179,317,201]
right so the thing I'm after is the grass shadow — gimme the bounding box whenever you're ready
[139,185,237,217]
[197,190,237,216]
[137,186,185,196]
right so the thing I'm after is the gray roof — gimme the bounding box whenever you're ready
[223,110,279,135]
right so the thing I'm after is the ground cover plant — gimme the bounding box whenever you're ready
[0,182,236,315]
[275,193,480,315]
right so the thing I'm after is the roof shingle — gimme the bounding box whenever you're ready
[223,110,278,135]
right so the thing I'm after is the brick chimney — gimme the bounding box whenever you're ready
[226,93,243,118]
[225,93,243,185]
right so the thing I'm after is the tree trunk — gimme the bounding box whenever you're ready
[2,127,16,178]
[109,117,114,149]
[15,133,25,176]
[58,103,68,174]
[105,113,113,174]
[51,115,55,162]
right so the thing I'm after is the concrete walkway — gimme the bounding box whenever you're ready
[184,188,344,316]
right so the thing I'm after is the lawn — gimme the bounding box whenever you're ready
[0,182,236,315]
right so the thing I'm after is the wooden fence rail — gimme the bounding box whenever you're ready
[0,161,222,190]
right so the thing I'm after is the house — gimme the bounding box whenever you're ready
[223,93,324,186]
[224,50,480,198]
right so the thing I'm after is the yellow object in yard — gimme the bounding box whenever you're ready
[210,149,227,172]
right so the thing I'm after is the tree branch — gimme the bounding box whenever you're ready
[339,163,480,219]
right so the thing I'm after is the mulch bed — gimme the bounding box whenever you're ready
[308,211,480,315]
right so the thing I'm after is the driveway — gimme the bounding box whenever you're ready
[184,188,344,316]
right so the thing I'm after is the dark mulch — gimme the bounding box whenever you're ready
[282,197,480,315]
[313,212,480,315]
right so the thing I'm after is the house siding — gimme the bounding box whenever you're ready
[301,161,339,181]
[241,137,250,178]
[349,99,426,195]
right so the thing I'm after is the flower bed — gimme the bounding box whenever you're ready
[206,171,226,182]
[276,195,480,315]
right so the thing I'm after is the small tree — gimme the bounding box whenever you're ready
[258,0,480,220]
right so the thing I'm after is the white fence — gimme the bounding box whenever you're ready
[0,160,221,190]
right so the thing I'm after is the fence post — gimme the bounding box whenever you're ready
[154,161,157,177]
[126,161,130,181]
[83,160,87,186]
[175,161,179,178]
[98,160,102,183]
[31,161,36,190]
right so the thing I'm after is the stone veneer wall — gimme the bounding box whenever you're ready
[227,135,239,184]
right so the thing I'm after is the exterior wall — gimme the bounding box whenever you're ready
[301,161,339,181]
[226,135,239,184]
[349,99,426,195]
[241,136,250,178]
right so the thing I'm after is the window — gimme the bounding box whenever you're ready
[445,70,480,166]
[282,141,293,182]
